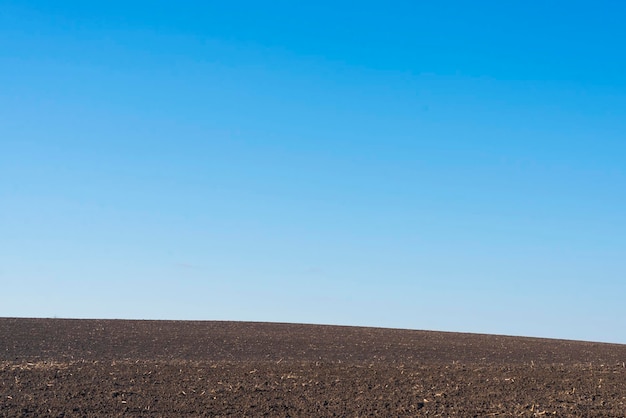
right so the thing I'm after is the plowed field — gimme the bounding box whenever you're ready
[2,318,626,417]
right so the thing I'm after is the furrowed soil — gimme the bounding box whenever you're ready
[2,319,626,417]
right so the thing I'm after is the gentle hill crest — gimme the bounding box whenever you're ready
[2,318,625,365]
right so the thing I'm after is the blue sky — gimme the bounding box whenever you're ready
[1,1,625,343]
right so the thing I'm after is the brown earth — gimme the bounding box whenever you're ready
[1,318,626,417]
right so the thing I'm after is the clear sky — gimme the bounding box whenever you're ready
[2,1,625,343]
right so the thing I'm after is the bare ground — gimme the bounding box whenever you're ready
[1,318,626,417]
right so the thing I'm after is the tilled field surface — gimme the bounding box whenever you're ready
[1,318,626,417]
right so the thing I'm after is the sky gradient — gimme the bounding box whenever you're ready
[2,1,625,343]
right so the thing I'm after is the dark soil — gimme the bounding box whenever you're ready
[1,318,626,416]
